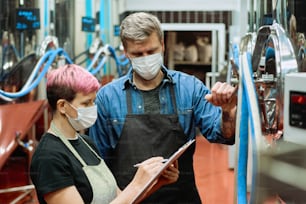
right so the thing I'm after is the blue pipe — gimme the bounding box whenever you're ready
[87,45,129,77]
[232,43,240,66]
[0,43,127,100]
[107,46,129,68]
[44,0,49,36]
[237,75,249,204]
[21,50,55,91]
[234,44,249,204]
[87,47,104,72]
[0,49,72,98]
[90,56,107,75]
[244,53,259,204]
[106,0,111,44]
[119,54,130,66]
[85,0,93,51]
[99,0,108,76]
[99,0,106,43]
[237,51,260,204]
[108,46,125,77]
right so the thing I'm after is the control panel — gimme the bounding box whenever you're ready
[284,73,306,144]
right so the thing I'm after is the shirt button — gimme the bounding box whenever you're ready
[138,105,142,109]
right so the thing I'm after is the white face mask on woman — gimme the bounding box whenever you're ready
[66,104,98,131]
[130,53,163,80]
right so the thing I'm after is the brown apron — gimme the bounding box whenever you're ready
[109,86,201,203]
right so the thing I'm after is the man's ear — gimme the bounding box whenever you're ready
[124,49,129,59]
[161,40,165,52]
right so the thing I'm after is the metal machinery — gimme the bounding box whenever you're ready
[234,0,306,203]
[0,0,305,203]
[0,1,127,203]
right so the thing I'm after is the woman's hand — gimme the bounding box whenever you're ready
[113,157,179,204]
[131,157,166,187]
[132,157,179,188]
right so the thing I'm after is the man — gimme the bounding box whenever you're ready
[89,12,237,203]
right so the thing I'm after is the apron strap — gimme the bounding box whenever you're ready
[126,87,133,114]
[50,122,88,167]
[78,136,102,159]
[126,84,177,114]
[169,84,177,113]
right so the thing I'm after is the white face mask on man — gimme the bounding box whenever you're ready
[66,104,98,131]
[130,53,163,80]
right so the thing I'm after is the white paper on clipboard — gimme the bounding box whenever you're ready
[131,139,196,204]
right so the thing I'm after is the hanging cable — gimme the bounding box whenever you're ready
[21,50,54,91]
[0,48,72,99]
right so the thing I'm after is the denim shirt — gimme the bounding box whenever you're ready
[89,66,234,158]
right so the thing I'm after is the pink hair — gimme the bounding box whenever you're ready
[47,64,100,94]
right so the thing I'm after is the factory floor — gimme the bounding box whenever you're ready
[194,135,235,203]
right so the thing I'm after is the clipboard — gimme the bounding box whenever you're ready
[131,139,196,203]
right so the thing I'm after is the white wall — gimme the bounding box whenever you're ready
[124,0,240,11]
[122,0,248,39]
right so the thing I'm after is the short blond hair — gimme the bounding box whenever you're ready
[120,12,163,48]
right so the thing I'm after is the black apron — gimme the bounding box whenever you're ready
[109,85,202,203]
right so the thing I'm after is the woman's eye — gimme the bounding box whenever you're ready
[82,102,90,107]
[83,101,94,107]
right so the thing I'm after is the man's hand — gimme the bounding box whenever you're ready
[205,82,238,138]
[205,82,237,112]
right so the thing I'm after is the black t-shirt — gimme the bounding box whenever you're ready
[141,82,162,114]
[30,133,100,204]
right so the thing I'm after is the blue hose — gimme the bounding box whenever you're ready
[119,54,130,66]
[0,48,72,98]
[21,50,55,91]
[108,45,131,77]
[0,44,127,100]
[44,0,49,36]
[237,52,260,204]
[232,44,240,66]
[87,47,105,72]
[244,53,259,204]
[237,74,249,204]
[89,56,107,75]
[85,0,93,51]
[235,44,249,204]
[86,45,130,77]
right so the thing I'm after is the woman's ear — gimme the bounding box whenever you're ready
[56,99,67,114]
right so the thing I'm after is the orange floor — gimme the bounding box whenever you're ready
[194,135,235,204]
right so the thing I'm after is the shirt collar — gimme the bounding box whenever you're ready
[122,65,174,90]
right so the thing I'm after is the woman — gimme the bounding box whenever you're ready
[30,64,179,204]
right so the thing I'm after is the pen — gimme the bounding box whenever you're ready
[133,158,169,167]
